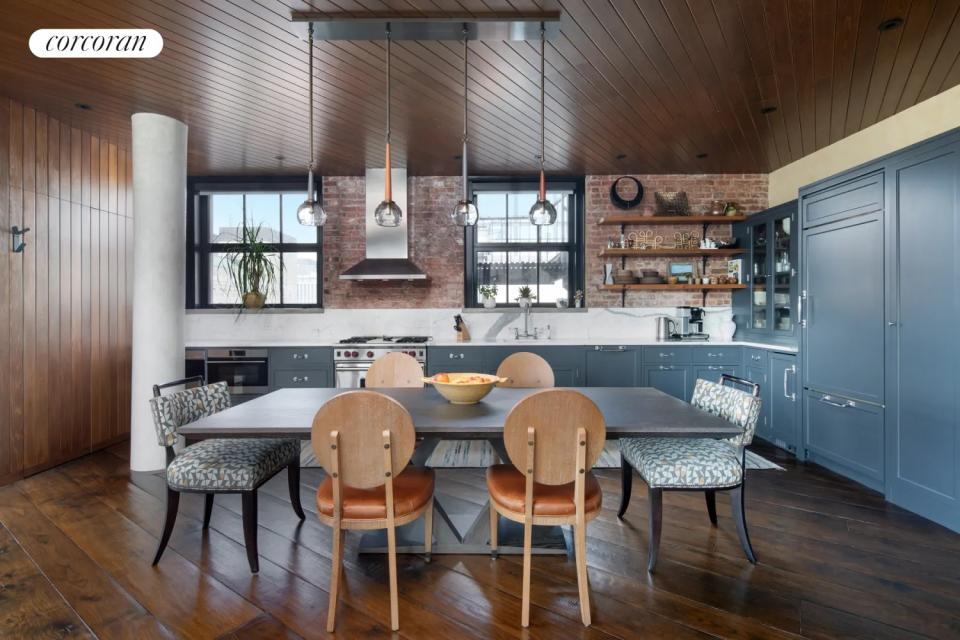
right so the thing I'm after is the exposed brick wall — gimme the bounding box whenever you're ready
[586,174,768,308]
[320,173,767,309]
[322,176,464,308]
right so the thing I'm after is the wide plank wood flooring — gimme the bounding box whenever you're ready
[1,441,959,639]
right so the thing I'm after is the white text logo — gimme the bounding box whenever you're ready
[29,29,163,58]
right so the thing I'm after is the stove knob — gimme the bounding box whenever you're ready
[367,350,374,358]
[407,350,415,357]
[352,351,360,358]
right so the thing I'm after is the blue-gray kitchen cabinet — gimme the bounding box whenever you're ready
[480,346,585,387]
[769,352,800,454]
[269,347,334,390]
[884,136,960,531]
[742,349,771,441]
[585,346,640,387]
[426,347,483,375]
[641,364,691,401]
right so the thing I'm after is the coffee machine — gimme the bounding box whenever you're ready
[671,306,709,341]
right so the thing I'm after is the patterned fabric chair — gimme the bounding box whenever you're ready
[618,375,762,571]
[149,377,304,573]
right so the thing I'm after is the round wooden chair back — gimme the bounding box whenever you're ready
[496,352,555,388]
[503,389,606,485]
[365,352,425,388]
[311,391,416,489]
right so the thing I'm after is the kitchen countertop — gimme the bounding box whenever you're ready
[186,338,798,353]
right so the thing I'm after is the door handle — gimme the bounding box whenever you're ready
[658,352,675,358]
[783,364,796,401]
[658,365,673,370]
[292,353,310,360]
[292,375,310,383]
[594,345,626,352]
[819,394,855,409]
[448,353,466,359]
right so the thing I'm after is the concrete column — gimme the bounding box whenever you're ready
[129,113,188,471]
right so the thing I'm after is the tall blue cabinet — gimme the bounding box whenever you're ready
[798,129,960,531]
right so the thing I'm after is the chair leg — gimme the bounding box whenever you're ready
[573,524,591,626]
[326,527,343,633]
[152,488,180,566]
[489,505,498,558]
[387,522,400,631]
[705,490,718,526]
[647,488,663,573]
[202,494,214,530]
[521,520,532,628]
[287,461,306,521]
[424,498,433,562]
[617,457,633,519]
[730,485,757,564]
[241,491,259,573]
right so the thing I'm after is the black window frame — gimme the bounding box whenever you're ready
[186,176,323,309]
[464,176,585,308]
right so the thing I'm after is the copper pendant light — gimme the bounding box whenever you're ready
[450,25,479,227]
[374,24,403,228]
[297,22,327,226]
[528,22,556,226]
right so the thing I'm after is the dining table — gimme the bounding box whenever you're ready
[180,386,740,555]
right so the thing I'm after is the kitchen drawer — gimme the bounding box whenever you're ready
[641,364,692,401]
[272,368,332,389]
[642,346,692,364]
[690,346,741,365]
[428,347,483,369]
[802,170,883,228]
[804,390,884,488]
[271,347,332,369]
[743,347,768,367]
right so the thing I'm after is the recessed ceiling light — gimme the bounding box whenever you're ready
[615,153,627,161]
[760,106,778,115]
[74,102,92,110]
[696,153,708,159]
[879,17,904,31]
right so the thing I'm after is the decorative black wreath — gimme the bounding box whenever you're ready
[609,176,644,209]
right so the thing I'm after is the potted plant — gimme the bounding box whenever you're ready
[220,224,280,311]
[515,285,536,308]
[479,284,498,309]
[574,289,584,308]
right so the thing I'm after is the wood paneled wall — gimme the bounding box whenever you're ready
[0,96,132,483]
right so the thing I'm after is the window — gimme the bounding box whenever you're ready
[187,179,321,308]
[464,179,584,307]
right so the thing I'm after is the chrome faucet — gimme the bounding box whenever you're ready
[514,304,543,340]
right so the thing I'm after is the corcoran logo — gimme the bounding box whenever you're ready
[29,29,163,58]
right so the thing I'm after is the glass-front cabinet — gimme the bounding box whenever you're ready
[734,201,799,345]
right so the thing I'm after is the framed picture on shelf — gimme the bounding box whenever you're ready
[668,261,695,284]
[727,258,743,284]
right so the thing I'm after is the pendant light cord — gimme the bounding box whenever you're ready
[462,24,469,201]
[539,22,545,173]
[307,22,315,195]
[386,24,392,146]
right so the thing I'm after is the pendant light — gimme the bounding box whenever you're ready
[297,22,327,226]
[375,23,403,228]
[450,25,479,227]
[528,23,556,226]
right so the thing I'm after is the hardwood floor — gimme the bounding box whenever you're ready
[1,441,959,639]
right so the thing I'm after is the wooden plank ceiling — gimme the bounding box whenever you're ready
[1,0,959,176]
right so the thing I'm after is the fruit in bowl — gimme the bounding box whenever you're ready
[423,372,507,405]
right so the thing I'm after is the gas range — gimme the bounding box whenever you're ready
[334,336,430,388]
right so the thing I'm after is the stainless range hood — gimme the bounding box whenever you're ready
[340,168,427,281]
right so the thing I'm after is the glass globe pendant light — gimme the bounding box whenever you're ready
[375,24,403,228]
[529,23,556,226]
[297,22,327,226]
[450,25,479,227]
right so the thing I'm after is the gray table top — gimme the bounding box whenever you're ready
[179,387,740,440]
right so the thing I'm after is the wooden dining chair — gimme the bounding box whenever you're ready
[486,389,606,627]
[495,351,555,388]
[311,390,435,632]
[365,352,425,388]
[618,375,762,571]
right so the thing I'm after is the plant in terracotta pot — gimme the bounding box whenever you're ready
[479,284,499,309]
[515,285,536,308]
[220,224,280,311]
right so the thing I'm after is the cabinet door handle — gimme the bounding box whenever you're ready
[293,353,310,360]
[292,375,310,383]
[658,365,673,370]
[706,365,724,371]
[594,345,626,352]
[448,353,465,359]
[707,352,722,358]
[783,364,796,401]
[750,354,762,361]
[658,352,675,358]
[819,394,855,409]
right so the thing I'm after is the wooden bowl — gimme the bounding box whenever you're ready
[423,373,507,404]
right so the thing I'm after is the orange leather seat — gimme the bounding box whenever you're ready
[316,467,435,519]
[486,464,602,517]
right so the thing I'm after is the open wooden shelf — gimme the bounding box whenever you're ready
[599,247,745,258]
[599,283,747,291]
[596,214,748,226]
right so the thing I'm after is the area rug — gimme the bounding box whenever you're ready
[425,440,785,471]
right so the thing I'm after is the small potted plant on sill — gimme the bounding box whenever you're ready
[574,289,584,308]
[516,285,536,309]
[479,284,499,309]
[220,223,280,312]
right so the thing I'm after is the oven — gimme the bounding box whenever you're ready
[335,364,369,389]
[205,348,270,395]
[334,337,429,388]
